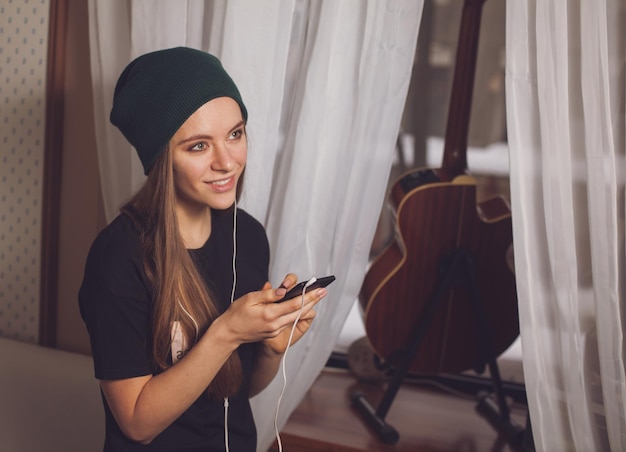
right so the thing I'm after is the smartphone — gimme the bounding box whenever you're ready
[277,275,336,302]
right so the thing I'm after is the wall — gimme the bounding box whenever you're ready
[0,0,49,342]
[0,0,102,353]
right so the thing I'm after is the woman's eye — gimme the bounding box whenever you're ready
[230,129,243,140]
[190,142,206,152]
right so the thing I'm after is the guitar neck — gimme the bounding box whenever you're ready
[441,0,485,181]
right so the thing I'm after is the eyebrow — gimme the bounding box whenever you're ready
[174,120,245,146]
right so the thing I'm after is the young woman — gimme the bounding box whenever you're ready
[79,47,327,451]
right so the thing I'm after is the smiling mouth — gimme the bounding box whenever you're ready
[207,176,236,192]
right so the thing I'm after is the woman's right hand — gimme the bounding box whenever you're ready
[210,275,325,349]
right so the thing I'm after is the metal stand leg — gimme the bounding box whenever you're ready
[461,251,525,444]
[351,251,467,444]
[351,249,525,445]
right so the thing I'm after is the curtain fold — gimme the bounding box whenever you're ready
[88,1,422,450]
[88,0,140,221]
[506,0,626,450]
[253,3,422,448]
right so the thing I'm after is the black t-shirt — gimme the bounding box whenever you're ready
[79,207,270,452]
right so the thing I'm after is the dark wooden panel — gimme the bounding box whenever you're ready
[40,0,68,347]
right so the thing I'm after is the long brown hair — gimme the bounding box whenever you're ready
[122,145,242,399]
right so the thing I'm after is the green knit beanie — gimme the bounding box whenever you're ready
[110,47,248,174]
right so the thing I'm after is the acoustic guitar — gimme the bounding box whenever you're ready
[359,0,518,375]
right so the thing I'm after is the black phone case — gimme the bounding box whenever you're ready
[277,275,336,302]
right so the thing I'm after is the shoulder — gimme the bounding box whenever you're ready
[86,214,142,265]
[233,208,270,293]
[236,208,265,234]
[236,208,268,249]
[92,213,141,244]
[82,214,146,293]
[236,208,269,264]
[79,214,151,328]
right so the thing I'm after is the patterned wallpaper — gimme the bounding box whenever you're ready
[0,0,49,342]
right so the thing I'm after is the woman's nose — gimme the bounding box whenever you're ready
[211,144,234,171]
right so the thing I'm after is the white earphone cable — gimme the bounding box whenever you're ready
[177,300,199,343]
[223,397,230,451]
[274,277,316,451]
[224,200,237,452]
[230,200,238,306]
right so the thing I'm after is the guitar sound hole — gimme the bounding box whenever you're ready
[399,169,440,192]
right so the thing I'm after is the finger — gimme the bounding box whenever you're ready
[280,273,298,290]
[269,287,326,324]
[274,284,287,298]
[270,273,298,299]
[303,288,327,306]
[278,291,323,323]
[256,283,287,304]
[282,287,325,312]
[297,308,317,321]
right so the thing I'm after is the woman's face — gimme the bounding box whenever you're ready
[170,97,247,214]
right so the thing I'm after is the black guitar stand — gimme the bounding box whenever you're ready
[351,249,526,445]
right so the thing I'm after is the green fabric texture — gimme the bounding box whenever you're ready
[110,47,248,174]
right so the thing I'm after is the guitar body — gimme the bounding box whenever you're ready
[360,168,518,374]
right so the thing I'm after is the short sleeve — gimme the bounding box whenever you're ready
[79,215,154,380]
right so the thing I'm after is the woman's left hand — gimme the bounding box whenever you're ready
[248,277,328,396]
[260,280,326,355]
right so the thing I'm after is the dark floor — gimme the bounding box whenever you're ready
[269,368,530,452]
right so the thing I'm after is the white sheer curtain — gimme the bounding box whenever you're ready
[88,1,422,450]
[506,1,626,450]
